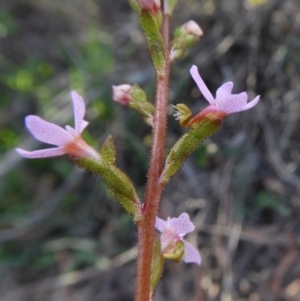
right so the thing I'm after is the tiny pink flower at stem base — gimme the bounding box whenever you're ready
[112,84,133,106]
[188,65,260,126]
[155,213,201,265]
[16,91,100,160]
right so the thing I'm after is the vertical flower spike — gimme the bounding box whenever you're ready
[155,213,201,265]
[188,65,260,125]
[16,91,100,160]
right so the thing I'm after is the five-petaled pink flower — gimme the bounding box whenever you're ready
[155,212,201,265]
[188,65,260,125]
[16,91,100,160]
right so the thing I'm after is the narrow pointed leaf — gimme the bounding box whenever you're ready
[160,118,221,186]
[139,10,165,74]
[100,135,116,165]
[150,235,165,293]
[73,157,142,221]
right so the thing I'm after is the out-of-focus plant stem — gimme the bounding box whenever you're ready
[135,13,170,301]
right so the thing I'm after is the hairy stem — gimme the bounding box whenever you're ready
[135,14,170,301]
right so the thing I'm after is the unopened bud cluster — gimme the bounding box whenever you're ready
[113,84,155,127]
[170,20,203,61]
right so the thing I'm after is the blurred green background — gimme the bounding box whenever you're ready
[1,0,300,300]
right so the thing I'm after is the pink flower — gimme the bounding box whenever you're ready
[188,65,260,125]
[16,91,100,160]
[155,213,201,265]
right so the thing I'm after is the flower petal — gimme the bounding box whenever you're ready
[16,147,66,158]
[71,91,87,133]
[25,115,73,146]
[183,241,201,265]
[190,65,214,104]
[169,213,195,236]
[216,92,248,114]
[216,82,234,98]
[80,120,89,132]
[241,95,260,111]
[155,216,168,232]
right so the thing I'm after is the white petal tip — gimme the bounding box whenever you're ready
[15,148,36,158]
[71,91,84,102]
[71,90,79,97]
[243,95,260,111]
[190,65,198,73]
[15,148,25,155]
[24,115,38,125]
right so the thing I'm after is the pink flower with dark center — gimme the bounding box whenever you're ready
[155,213,201,265]
[16,91,100,160]
[188,65,260,125]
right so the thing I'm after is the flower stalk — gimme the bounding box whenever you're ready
[135,13,170,301]
[15,1,261,299]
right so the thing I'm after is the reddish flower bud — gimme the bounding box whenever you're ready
[136,0,161,14]
[112,84,133,106]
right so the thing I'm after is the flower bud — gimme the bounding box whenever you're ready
[112,84,132,105]
[170,21,203,62]
[183,20,203,38]
[136,0,161,14]
[129,85,155,127]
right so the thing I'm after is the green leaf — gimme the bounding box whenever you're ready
[150,235,165,294]
[160,118,221,185]
[73,157,142,222]
[100,135,116,165]
[139,11,165,74]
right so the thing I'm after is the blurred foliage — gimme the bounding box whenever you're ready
[0,10,18,37]
[0,2,139,270]
[248,190,290,217]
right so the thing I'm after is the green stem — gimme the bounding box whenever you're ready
[135,14,170,301]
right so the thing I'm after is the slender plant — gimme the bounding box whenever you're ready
[16,0,260,300]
